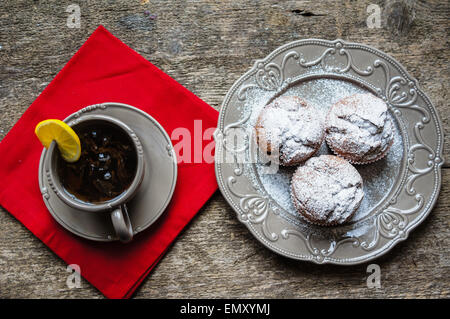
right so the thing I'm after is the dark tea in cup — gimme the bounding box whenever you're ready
[57,121,138,203]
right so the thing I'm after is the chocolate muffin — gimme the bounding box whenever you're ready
[255,96,325,166]
[290,155,364,226]
[325,93,394,164]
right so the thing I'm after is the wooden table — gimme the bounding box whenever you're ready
[0,0,448,298]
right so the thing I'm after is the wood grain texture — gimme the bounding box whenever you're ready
[0,0,448,298]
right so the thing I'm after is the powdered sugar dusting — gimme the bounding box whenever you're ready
[242,78,404,226]
[256,96,324,165]
[326,93,394,162]
[291,155,364,225]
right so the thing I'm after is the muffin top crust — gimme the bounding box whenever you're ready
[291,155,364,226]
[326,93,394,164]
[255,96,324,166]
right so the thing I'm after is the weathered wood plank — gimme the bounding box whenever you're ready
[0,169,448,298]
[0,0,448,298]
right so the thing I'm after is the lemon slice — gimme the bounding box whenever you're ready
[35,119,81,162]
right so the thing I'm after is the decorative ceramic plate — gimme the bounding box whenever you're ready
[39,102,177,241]
[214,39,444,264]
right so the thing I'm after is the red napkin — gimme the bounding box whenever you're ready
[0,26,218,298]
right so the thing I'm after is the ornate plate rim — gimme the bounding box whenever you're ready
[214,39,445,265]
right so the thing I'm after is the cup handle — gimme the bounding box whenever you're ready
[110,204,133,243]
